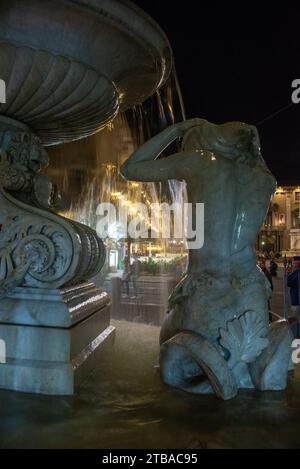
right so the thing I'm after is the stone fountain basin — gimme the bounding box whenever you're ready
[0,0,172,145]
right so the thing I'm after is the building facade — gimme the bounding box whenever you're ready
[257,186,300,255]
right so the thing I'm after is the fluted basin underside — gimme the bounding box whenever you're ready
[0,0,172,145]
[0,42,119,145]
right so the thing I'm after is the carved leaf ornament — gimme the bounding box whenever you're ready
[219,310,269,368]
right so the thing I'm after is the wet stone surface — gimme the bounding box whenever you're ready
[0,320,300,449]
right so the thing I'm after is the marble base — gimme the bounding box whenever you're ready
[0,283,116,395]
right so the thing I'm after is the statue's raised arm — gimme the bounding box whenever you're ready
[120,119,210,182]
[121,118,272,182]
[120,118,292,401]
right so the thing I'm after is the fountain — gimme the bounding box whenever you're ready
[44,68,187,327]
[0,0,172,394]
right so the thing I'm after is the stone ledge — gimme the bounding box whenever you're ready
[0,325,116,395]
[0,283,110,327]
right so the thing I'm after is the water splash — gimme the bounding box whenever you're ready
[46,69,188,323]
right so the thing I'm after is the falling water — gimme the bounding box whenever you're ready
[46,69,187,325]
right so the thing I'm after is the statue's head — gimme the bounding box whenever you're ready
[182,119,263,165]
[181,119,207,152]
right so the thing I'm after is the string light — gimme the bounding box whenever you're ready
[109,189,159,233]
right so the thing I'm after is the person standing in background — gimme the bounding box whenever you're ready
[130,257,140,299]
[258,259,273,291]
[270,258,278,277]
[121,256,131,297]
[287,256,300,337]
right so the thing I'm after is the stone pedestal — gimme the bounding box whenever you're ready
[0,282,115,395]
[0,0,172,397]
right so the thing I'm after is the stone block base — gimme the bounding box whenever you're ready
[0,283,116,395]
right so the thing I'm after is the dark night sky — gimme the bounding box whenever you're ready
[133,1,300,184]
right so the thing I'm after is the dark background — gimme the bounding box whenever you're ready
[133,1,300,183]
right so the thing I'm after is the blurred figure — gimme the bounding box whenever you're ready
[287,256,300,337]
[130,256,140,298]
[258,259,273,291]
[269,258,278,277]
[121,256,131,297]
[174,258,184,282]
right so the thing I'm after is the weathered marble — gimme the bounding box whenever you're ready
[121,118,294,400]
[0,0,171,395]
[0,0,172,145]
[0,120,113,394]
[0,283,115,395]
[0,117,106,295]
[0,283,110,327]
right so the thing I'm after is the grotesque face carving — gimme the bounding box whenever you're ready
[1,131,49,173]
[0,129,59,209]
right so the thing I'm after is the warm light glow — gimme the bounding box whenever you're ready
[106,122,115,132]
[105,164,117,171]
[276,186,285,195]
[146,245,162,251]
[129,207,138,215]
